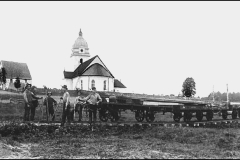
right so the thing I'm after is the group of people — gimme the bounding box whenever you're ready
[61,85,102,126]
[23,83,43,121]
[23,83,57,122]
[23,83,102,127]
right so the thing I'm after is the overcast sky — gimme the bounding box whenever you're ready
[0,1,240,97]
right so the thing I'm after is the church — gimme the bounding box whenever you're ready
[63,29,126,92]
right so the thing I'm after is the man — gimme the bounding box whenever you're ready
[43,92,57,121]
[60,85,71,126]
[85,87,102,123]
[30,86,43,121]
[23,83,33,121]
[74,90,86,122]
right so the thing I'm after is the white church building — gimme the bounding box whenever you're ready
[63,29,126,92]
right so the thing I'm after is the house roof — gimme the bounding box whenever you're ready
[63,55,114,79]
[0,60,32,80]
[114,79,126,88]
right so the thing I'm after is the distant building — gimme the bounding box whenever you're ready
[0,60,32,90]
[63,29,126,92]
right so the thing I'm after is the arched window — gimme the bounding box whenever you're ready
[103,80,106,90]
[81,80,83,90]
[91,80,95,89]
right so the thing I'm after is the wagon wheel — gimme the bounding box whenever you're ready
[110,111,120,122]
[135,110,145,122]
[173,113,181,123]
[196,111,203,121]
[183,113,188,122]
[232,110,238,119]
[206,111,213,121]
[99,109,109,122]
[145,111,155,123]
[222,110,228,120]
[184,112,192,122]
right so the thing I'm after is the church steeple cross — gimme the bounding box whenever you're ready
[79,29,82,36]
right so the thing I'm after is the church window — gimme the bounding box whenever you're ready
[80,58,83,64]
[81,80,83,90]
[103,80,106,90]
[91,80,95,89]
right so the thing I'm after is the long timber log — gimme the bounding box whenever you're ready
[112,95,209,106]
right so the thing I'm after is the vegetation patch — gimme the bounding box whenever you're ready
[0,122,240,159]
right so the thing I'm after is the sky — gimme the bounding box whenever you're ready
[0,1,240,97]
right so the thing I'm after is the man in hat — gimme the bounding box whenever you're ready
[23,83,33,121]
[43,91,57,121]
[85,87,102,123]
[61,85,71,126]
[30,86,43,121]
[74,90,86,122]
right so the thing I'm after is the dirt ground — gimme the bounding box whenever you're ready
[1,123,240,159]
[0,141,39,159]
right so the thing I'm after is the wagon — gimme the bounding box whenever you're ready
[96,95,240,123]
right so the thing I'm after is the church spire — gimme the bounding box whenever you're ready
[79,28,82,36]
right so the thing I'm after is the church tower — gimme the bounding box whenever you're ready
[71,29,90,70]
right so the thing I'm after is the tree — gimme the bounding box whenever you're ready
[0,67,7,89]
[14,77,21,91]
[43,85,48,95]
[182,77,196,97]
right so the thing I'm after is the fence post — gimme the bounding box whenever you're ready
[14,100,17,122]
[41,99,44,122]
[46,97,49,123]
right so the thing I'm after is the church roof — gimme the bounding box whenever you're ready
[63,55,114,79]
[0,60,32,80]
[63,71,73,79]
[114,79,126,88]
[82,63,113,77]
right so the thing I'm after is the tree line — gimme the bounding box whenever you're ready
[181,77,240,102]
[201,92,240,102]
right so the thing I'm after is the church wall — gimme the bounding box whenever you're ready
[71,55,90,71]
[82,76,89,90]
[89,76,114,92]
[72,77,79,89]
[110,78,115,91]
[114,87,126,93]
[72,76,114,92]
[71,76,88,90]
[65,79,73,90]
